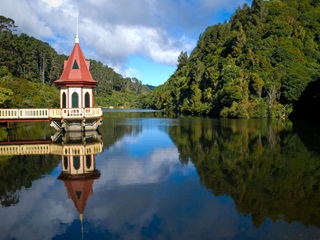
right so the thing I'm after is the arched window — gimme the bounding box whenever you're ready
[62,92,67,108]
[63,156,68,170]
[73,156,80,170]
[86,155,92,169]
[85,92,90,108]
[72,92,79,108]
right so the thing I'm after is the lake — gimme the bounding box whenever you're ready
[1,110,320,239]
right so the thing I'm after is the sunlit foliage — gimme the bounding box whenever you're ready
[144,0,320,118]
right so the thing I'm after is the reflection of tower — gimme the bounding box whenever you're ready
[57,131,102,235]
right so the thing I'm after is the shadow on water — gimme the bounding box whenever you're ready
[293,119,320,154]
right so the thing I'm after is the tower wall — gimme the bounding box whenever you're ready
[60,87,94,108]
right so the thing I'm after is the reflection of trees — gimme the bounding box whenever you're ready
[0,122,60,207]
[293,120,320,154]
[100,113,140,149]
[169,119,320,227]
[100,111,166,148]
[0,155,60,207]
[7,122,56,140]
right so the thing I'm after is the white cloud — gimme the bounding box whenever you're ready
[80,21,182,65]
[96,146,181,187]
[125,68,141,79]
[0,172,74,240]
[0,0,53,39]
[42,0,64,8]
[0,0,251,84]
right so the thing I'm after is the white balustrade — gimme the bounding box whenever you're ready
[62,108,84,118]
[0,142,102,156]
[0,108,102,120]
[0,145,20,155]
[85,108,102,118]
[0,109,19,119]
[19,109,49,119]
[49,109,62,118]
[20,144,51,154]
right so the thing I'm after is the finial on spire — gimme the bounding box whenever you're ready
[75,13,79,43]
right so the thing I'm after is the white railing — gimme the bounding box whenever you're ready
[20,144,51,154]
[61,108,84,118]
[0,142,103,156]
[49,109,62,118]
[19,109,49,119]
[0,145,20,155]
[0,108,102,120]
[0,109,19,119]
[85,108,102,118]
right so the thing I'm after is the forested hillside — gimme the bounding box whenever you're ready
[143,0,320,118]
[0,16,152,109]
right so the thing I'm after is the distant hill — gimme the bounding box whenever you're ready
[142,0,320,119]
[0,15,154,109]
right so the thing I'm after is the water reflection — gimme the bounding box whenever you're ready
[0,123,60,207]
[169,119,320,228]
[1,116,320,239]
[56,131,102,238]
[0,130,102,200]
[0,129,103,239]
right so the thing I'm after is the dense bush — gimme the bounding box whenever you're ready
[144,0,320,118]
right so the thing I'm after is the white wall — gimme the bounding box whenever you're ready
[60,87,93,108]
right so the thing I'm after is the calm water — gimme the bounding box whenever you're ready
[1,110,320,239]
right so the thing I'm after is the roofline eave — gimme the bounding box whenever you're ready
[54,81,98,88]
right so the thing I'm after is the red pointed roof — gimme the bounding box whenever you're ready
[58,170,100,215]
[54,42,97,87]
[63,179,94,214]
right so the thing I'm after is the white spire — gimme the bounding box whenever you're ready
[75,13,79,43]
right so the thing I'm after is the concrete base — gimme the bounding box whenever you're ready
[51,130,102,143]
[50,117,103,132]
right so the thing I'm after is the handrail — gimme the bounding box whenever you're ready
[0,108,102,120]
[0,142,103,156]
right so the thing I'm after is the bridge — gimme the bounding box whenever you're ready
[0,108,103,131]
[0,133,103,156]
[0,140,103,156]
[0,108,102,120]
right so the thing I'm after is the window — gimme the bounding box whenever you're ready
[63,157,68,170]
[62,92,67,108]
[86,155,91,169]
[72,60,79,69]
[73,156,80,170]
[72,92,79,108]
[85,92,90,108]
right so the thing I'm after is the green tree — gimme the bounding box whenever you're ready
[0,87,12,107]
[0,15,17,32]
[249,73,264,98]
[143,0,320,119]
[177,51,188,69]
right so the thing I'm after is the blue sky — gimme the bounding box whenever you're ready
[0,0,252,86]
